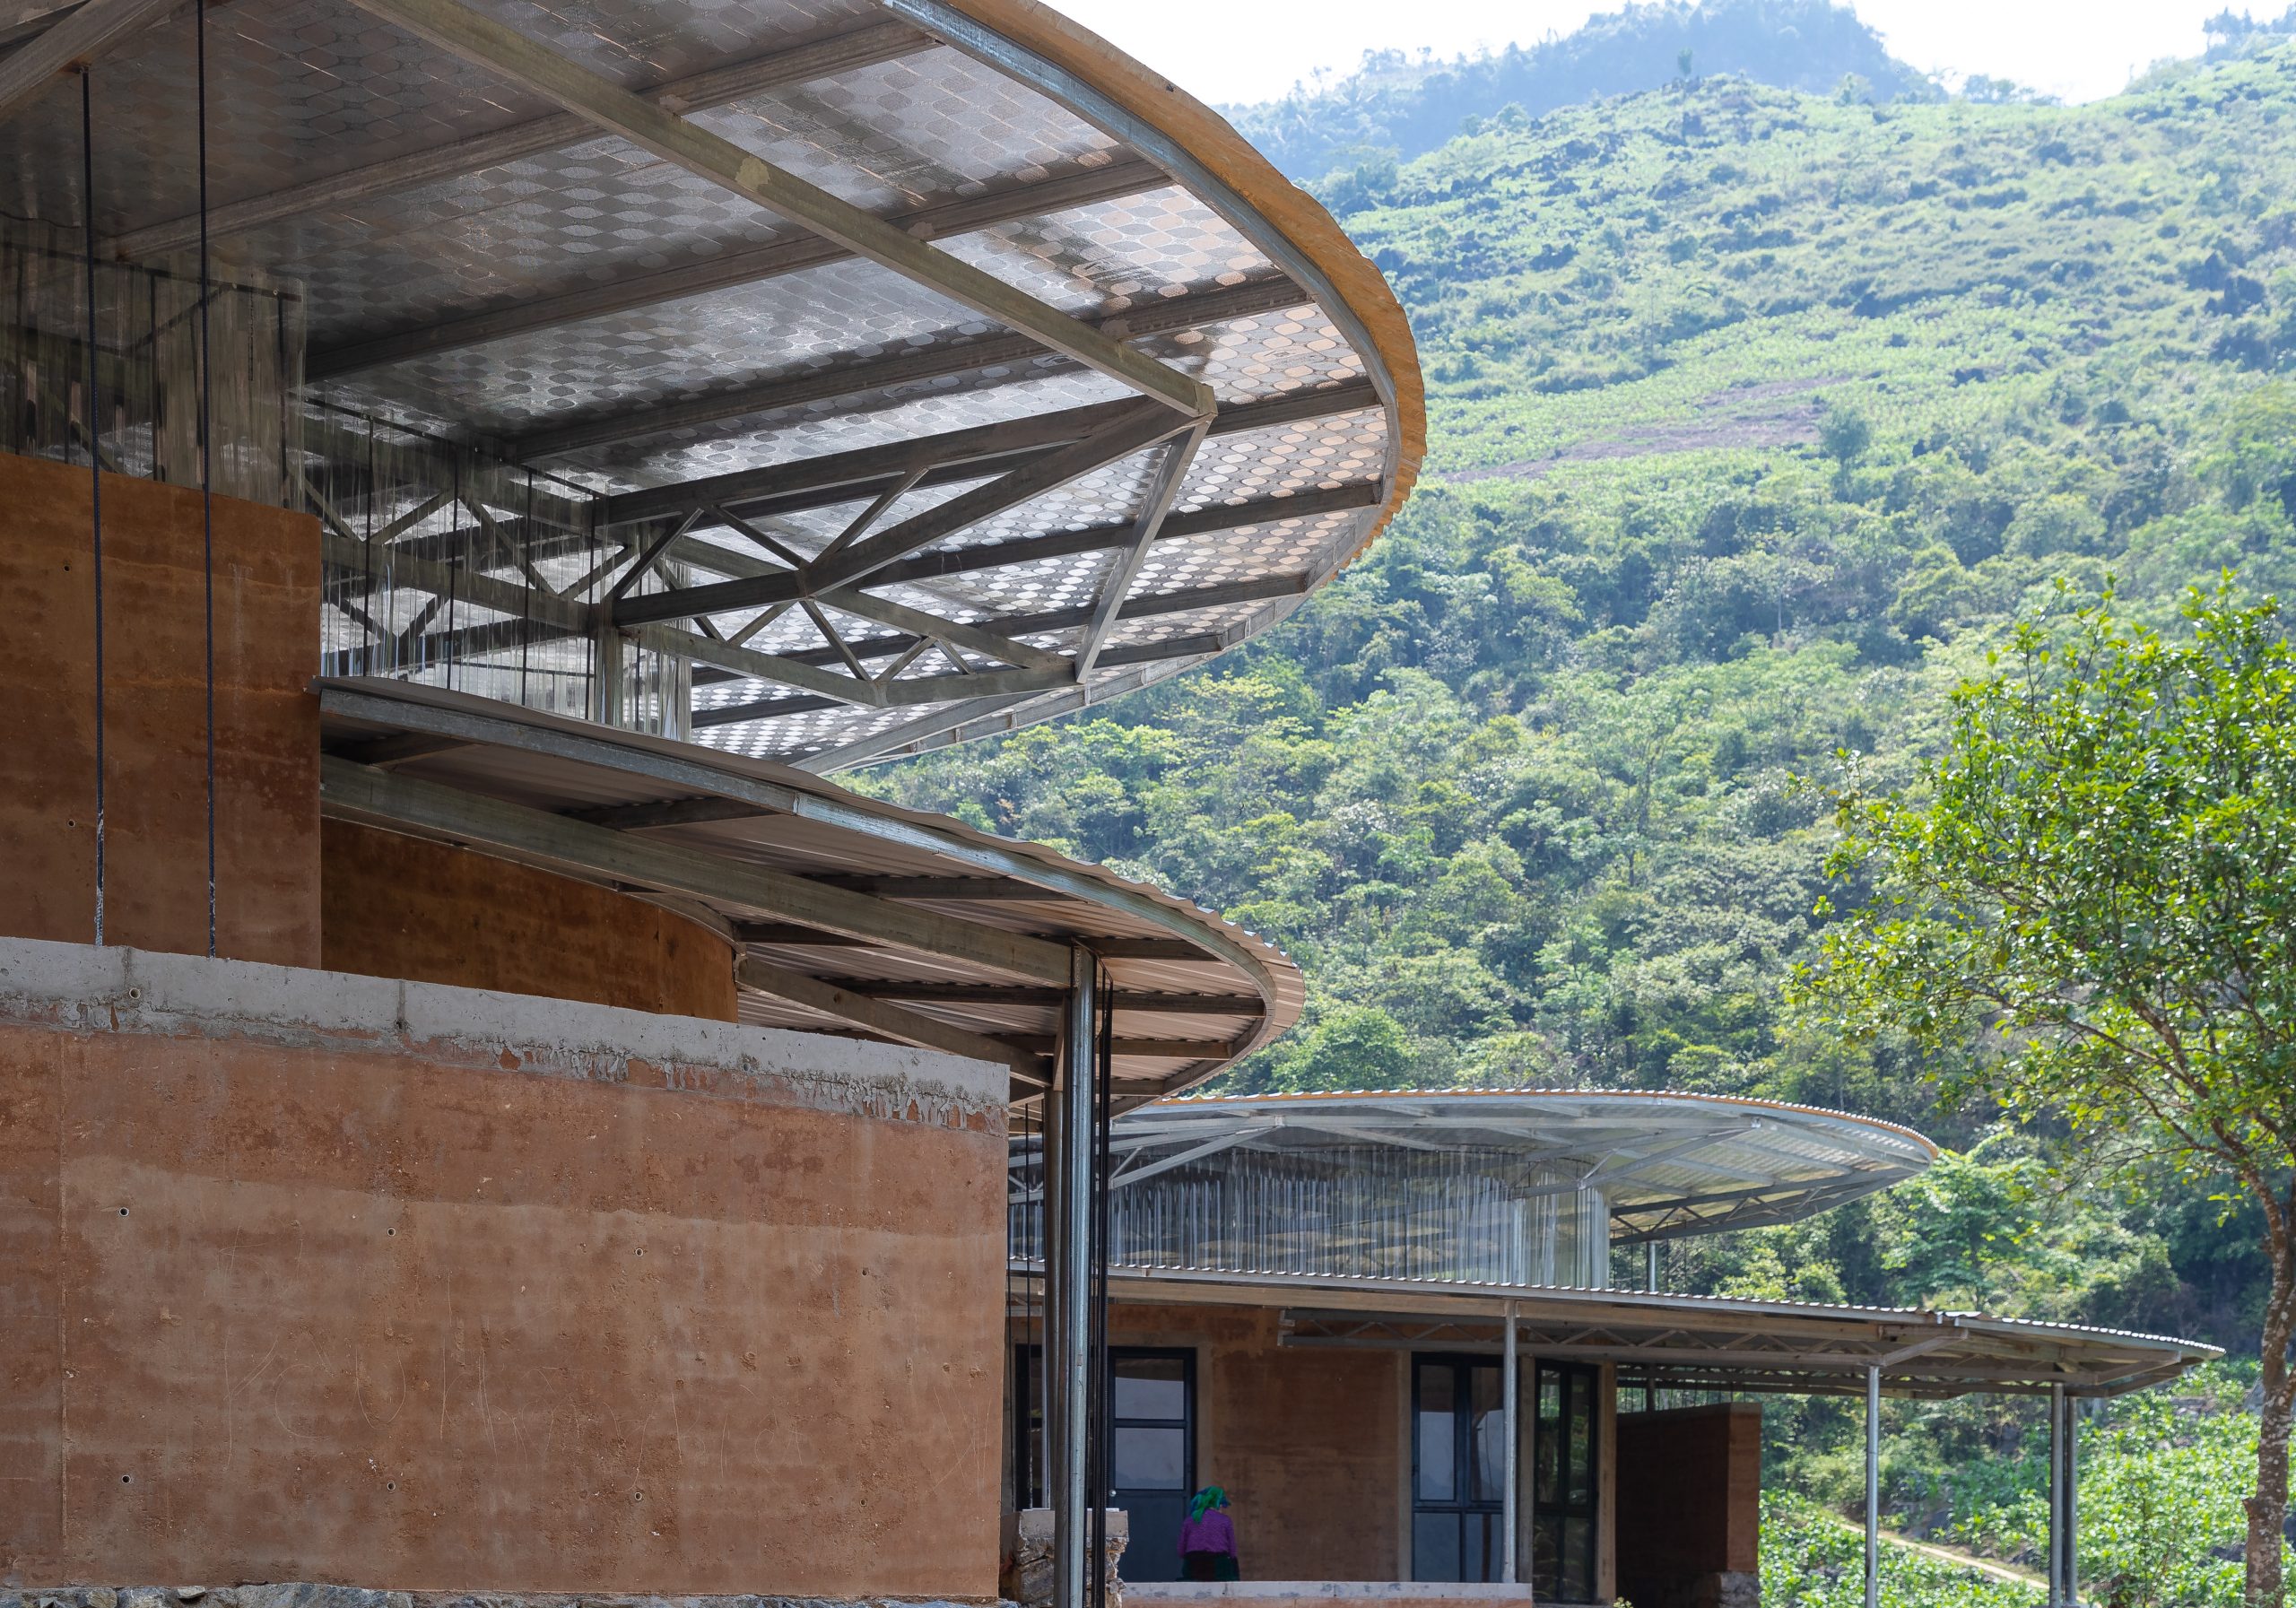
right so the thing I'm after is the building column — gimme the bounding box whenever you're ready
[1502,1301,1518,1585]
[1865,1365,1881,1608]
[2048,1384,2079,1606]
[1049,946,1099,1608]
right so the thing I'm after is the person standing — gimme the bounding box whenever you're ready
[1178,1486,1240,1581]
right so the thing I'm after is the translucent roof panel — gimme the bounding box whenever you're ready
[2,0,1422,769]
[1008,1090,1939,1288]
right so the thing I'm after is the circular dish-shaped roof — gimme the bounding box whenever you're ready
[4,0,1421,769]
[1071,1088,1940,1242]
[317,676,1303,1101]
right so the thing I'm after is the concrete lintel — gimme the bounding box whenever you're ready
[0,935,1007,1122]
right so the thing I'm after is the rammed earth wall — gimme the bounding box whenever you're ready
[0,940,1008,1601]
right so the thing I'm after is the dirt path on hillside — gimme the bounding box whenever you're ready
[1439,375,1847,486]
[1820,1511,2047,1589]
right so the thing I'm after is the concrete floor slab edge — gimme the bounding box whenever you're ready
[0,935,1007,1122]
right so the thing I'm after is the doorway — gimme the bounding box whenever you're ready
[1530,1360,1600,1602]
[1013,1345,1197,1583]
[1410,1353,1506,1581]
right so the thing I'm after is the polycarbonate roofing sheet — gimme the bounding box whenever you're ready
[1101,1090,1940,1241]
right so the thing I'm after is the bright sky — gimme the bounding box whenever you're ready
[1050,0,2242,108]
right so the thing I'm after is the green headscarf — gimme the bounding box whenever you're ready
[1189,1485,1229,1521]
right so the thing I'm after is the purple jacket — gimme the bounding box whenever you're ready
[1178,1509,1237,1558]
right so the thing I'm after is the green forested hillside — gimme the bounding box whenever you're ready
[1226,0,1935,188]
[862,36,2296,1366]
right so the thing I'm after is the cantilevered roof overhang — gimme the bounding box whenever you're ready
[317,676,1303,1100]
[1006,1267,2221,1400]
[1039,1090,1941,1243]
[4,0,1422,770]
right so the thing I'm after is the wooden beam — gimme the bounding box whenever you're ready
[822,982,1260,1013]
[599,380,1379,533]
[0,0,177,126]
[559,795,776,830]
[508,278,1307,460]
[735,956,1044,1078]
[1007,1036,1243,1059]
[342,0,1212,419]
[309,159,1170,379]
[804,402,1190,593]
[325,483,1370,681]
[319,756,1074,983]
[810,875,1074,901]
[1078,422,1206,674]
[321,531,592,633]
[108,19,932,259]
[615,402,1186,625]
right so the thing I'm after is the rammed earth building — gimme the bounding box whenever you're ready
[0,4,2210,1608]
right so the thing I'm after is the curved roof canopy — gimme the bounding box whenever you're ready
[318,677,1302,1098]
[1013,1089,1940,1247]
[3,0,1420,770]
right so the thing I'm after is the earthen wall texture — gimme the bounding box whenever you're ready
[0,999,1005,1598]
[1612,1403,1761,1602]
[1108,1305,1403,1582]
[0,451,319,965]
[321,821,738,1021]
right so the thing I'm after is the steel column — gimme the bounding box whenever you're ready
[2048,1383,2080,1606]
[2067,1393,2080,1607]
[1865,1365,1881,1608]
[1502,1302,1518,1585]
[1050,946,1098,1608]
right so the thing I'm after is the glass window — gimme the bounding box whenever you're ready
[1414,1513,1461,1582]
[1471,1365,1505,1503]
[1413,1357,1505,1581]
[1112,1424,1187,1489]
[1113,1357,1188,1421]
[1416,1364,1457,1501]
[1530,1362,1601,1603]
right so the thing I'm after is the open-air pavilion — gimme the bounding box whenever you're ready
[1006,1092,2219,1608]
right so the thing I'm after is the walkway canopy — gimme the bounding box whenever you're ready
[319,676,1302,1098]
[1030,1266,2222,1400]
[1,0,1420,769]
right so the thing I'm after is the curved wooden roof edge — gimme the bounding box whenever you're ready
[899,0,1426,569]
[316,676,1308,1082]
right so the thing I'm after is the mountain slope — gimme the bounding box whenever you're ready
[1228,0,1936,185]
[859,46,2296,1353]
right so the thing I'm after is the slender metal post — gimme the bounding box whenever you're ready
[2048,1383,2076,1607]
[1865,1365,1881,1608]
[2066,1393,2080,1608]
[1645,1240,1658,1293]
[1050,946,1098,1608]
[1502,1301,1518,1585]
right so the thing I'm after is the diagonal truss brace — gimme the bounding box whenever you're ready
[0,0,178,125]
[341,0,1213,421]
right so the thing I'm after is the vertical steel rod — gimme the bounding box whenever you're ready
[1051,946,1097,1608]
[2048,1383,2073,1607]
[1865,1365,1881,1608]
[1645,1240,1658,1293]
[1502,1301,1518,1584]
[2066,1393,2079,1607]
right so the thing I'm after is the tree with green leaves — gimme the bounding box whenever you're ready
[1796,586,2296,1606]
